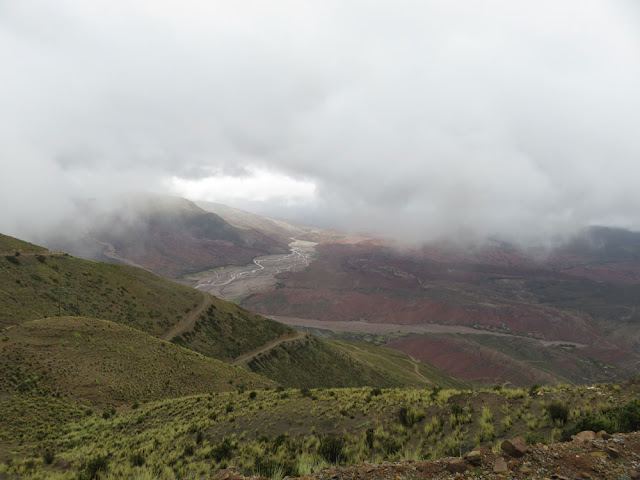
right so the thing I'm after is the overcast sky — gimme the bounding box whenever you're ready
[2,0,640,243]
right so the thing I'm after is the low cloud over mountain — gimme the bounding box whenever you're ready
[2,1,639,243]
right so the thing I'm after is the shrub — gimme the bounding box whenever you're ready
[249,391,257,400]
[318,435,345,464]
[36,254,46,264]
[80,455,108,480]
[399,406,425,427]
[210,438,235,462]
[5,255,20,265]
[130,452,145,467]
[547,401,569,424]
[42,451,55,465]
[370,387,382,396]
[618,399,640,432]
[183,444,195,456]
[450,402,463,416]
[300,387,312,398]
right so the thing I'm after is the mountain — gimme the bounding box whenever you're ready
[240,229,640,386]
[41,194,290,278]
[1,233,639,479]
[0,233,460,390]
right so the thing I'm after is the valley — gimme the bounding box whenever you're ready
[184,239,317,302]
[2,213,640,479]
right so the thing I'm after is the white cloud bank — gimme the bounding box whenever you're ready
[1,0,640,243]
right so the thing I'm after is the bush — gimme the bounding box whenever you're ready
[210,438,235,462]
[561,398,640,441]
[130,452,145,466]
[5,255,20,265]
[618,399,640,432]
[547,401,569,424]
[80,455,108,480]
[248,391,257,400]
[300,387,312,398]
[42,451,55,465]
[399,406,425,427]
[318,435,346,464]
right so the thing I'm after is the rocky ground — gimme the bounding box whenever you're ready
[213,431,640,480]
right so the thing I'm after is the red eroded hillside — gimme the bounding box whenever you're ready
[242,232,640,383]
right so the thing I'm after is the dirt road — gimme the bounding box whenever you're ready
[162,291,211,342]
[231,331,307,367]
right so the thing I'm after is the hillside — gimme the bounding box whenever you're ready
[241,234,640,385]
[0,233,47,254]
[0,234,461,393]
[2,378,638,478]
[41,194,289,278]
[0,316,273,407]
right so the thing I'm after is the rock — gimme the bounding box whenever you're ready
[572,431,596,442]
[596,430,612,440]
[446,458,468,473]
[501,437,527,457]
[605,446,621,458]
[629,470,639,480]
[465,450,482,465]
[589,451,608,460]
[493,457,509,473]
[520,466,533,474]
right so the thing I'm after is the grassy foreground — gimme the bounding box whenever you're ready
[2,379,638,479]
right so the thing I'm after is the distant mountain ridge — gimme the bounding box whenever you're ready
[40,194,291,278]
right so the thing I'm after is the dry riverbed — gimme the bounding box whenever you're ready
[183,239,317,302]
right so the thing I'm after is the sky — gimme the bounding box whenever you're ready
[1,0,640,244]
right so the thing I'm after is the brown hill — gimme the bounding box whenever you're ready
[43,194,289,278]
[241,234,640,384]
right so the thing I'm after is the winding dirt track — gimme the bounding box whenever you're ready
[231,331,306,367]
[162,291,211,342]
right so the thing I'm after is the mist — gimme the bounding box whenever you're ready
[2,0,640,245]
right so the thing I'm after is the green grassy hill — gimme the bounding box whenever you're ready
[0,234,462,392]
[1,316,273,407]
[0,233,47,254]
[244,335,471,389]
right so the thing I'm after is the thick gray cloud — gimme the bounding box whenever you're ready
[1,0,639,243]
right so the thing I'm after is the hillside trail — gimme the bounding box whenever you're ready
[407,353,432,384]
[162,291,211,342]
[232,331,306,367]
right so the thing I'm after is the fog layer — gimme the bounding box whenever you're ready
[1,1,639,243]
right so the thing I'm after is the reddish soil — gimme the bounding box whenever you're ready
[242,237,640,383]
[385,335,556,385]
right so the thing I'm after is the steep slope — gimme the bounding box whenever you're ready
[0,316,273,407]
[0,234,456,391]
[43,194,289,278]
[0,244,202,332]
[0,233,47,254]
